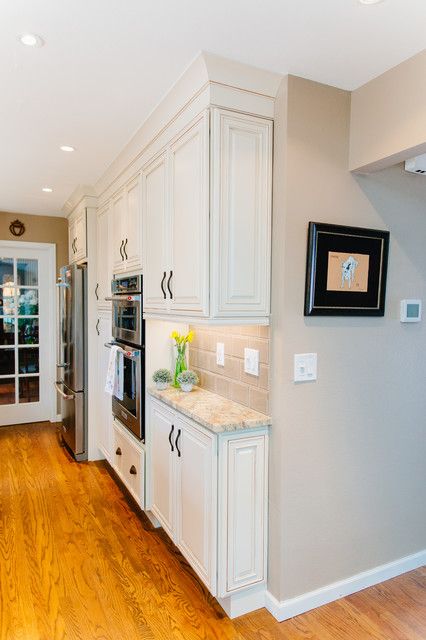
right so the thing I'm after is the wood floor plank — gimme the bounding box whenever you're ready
[0,422,424,640]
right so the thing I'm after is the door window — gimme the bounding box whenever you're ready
[0,257,40,405]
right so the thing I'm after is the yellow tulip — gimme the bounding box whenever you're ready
[187,331,194,343]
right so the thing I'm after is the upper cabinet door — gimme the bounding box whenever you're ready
[211,109,273,318]
[68,219,76,263]
[142,153,168,311]
[96,203,112,305]
[169,112,209,316]
[124,175,142,271]
[73,210,87,262]
[111,190,126,274]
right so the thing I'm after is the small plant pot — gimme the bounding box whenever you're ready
[156,382,169,391]
[180,383,193,393]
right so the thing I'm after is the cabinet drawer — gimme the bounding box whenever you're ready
[113,420,145,508]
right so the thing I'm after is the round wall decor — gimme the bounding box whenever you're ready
[9,219,26,237]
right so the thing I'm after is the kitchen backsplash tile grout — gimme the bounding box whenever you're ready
[189,325,270,415]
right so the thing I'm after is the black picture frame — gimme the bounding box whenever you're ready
[304,222,390,316]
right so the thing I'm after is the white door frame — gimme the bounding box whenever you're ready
[0,240,57,423]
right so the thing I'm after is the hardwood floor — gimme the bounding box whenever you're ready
[0,422,424,640]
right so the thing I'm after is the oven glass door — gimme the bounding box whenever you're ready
[121,355,137,417]
[111,344,144,440]
[112,298,141,344]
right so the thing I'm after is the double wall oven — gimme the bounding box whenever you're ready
[107,274,145,442]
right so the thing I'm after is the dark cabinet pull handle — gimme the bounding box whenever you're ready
[74,238,77,253]
[175,428,181,458]
[119,240,124,260]
[95,283,99,300]
[72,238,76,253]
[167,270,173,299]
[123,238,128,260]
[168,424,175,452]
[129,465,137,475]
[115,447,122,456]
[96,319,100,336]
[160,271,167,299]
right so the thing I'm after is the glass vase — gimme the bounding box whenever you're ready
[173,344,187,387]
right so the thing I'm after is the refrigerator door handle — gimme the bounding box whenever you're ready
[56,363,69,368]
[55,382,75,401]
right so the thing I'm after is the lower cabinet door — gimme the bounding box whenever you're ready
[150,402,175,538]
[219,434,267,596]
[97,314,113,461]
[112,420,145,508]
[175,418,217,594]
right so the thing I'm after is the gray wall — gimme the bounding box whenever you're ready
[269,75,426,601]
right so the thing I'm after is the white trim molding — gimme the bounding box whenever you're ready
[265,549,426,622]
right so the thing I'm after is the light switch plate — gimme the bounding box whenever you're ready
[244,348,259,376]
[216,342,225,366]
[294,353,317,382]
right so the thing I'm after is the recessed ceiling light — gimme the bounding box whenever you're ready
[42,187,53,193]
[19,33,44,48]
[60,145,75,152]
[358,0,385,4]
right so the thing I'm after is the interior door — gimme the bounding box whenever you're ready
[0,245,53,425]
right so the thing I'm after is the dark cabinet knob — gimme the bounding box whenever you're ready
[115,447,122,456]
[129,465,137,475]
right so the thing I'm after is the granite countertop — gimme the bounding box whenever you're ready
[148,386,271,434]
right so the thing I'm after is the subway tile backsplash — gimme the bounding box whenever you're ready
[189,325,270,415]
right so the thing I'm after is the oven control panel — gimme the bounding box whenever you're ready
[111,274,142,295]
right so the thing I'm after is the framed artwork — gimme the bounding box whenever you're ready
[304,222,390,316]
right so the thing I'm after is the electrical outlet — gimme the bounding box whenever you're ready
[216,342,225,366]
[244,348,259,376]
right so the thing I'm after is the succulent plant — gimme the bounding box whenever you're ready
[177,370,199,386]
[152,368,173,384]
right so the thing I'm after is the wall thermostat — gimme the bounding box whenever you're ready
[400,299,422,323]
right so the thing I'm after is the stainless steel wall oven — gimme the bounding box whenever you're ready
[109,274,145,441]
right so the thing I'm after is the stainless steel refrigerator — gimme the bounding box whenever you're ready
[56,264,87,460]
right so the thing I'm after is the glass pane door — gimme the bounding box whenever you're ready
[0,257,40,406]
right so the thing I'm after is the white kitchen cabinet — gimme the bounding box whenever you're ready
[96,203,112,307]
[142,152,168,311]
[124,175,143,271]
[96,311,113,461]
[143,112,209,316]
[112,419,145,507]
[142,108,272,323]
[169,113,209,316]
[111,176,143,275]
[175,416,217,593]
[211,109,273,318]
[150,400,175,537]
[111,189,126,273]
[68,206,87,263]
[148,396,268,604]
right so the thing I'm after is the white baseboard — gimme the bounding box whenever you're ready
[218,583,266,619]
[265,549,426,622]
[51,414,62,423]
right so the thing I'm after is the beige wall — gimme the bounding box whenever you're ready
[0,211,68,271]
[350,50,426,172]
[269,75,426,601]
[189,325,270,414]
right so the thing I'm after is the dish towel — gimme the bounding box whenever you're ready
[105,345,124,400]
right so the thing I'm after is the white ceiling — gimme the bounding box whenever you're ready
[1,0,426,216]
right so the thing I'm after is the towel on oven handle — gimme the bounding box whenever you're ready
[105,344,124,401]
